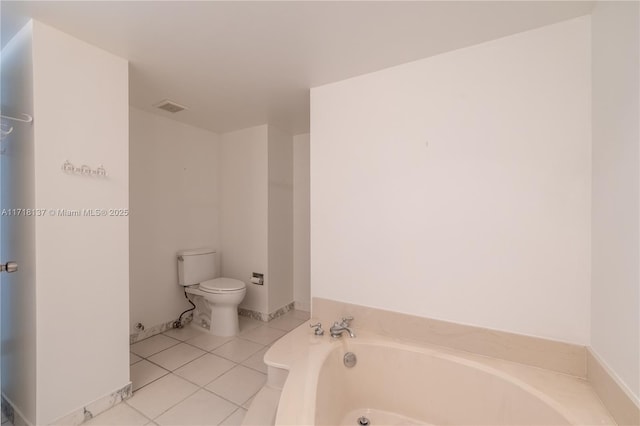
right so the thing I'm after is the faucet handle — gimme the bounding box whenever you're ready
[310,322,324,336]
[341,316,354,326]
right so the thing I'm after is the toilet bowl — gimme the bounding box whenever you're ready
[177,248,247,337]
[187,278,246,336]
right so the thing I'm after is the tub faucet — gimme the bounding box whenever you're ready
[330,316,356,338]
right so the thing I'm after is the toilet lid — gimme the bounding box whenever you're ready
[200,278,246,293]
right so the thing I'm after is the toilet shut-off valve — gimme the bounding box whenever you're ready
[310,322,324,336]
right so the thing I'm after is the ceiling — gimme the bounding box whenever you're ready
[1,1,594,134]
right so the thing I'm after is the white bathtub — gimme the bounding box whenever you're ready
[315,340,570,425]
[267,327,613,426]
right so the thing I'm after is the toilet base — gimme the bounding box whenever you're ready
[209,304,240,337]
[184,287,244,337]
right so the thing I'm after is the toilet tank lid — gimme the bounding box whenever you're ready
[177,248,216,256]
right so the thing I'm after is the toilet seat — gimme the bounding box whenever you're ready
[200,277,246,294]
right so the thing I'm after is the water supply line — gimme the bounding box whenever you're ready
[174,289,195,328]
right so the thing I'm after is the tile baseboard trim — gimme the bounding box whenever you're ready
[587,348,640,426]
[2,382,132,426]
[2,393,34,426]
[239,307,269,322]
[129,314,193,344]
[312,297,586,377]
[239,302,295,323]
[268,302,295,321]
[50,382,132,426]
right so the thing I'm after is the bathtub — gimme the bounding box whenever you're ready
[315,340,569,425]
[267,327,614,426]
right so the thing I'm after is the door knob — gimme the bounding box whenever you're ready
[1,261,18,273]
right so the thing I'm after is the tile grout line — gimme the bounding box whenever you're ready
[122,399,155,424]
[132,338,266,391]
[131,369,170,393]
[131,370,254,424]
[175,337,235,353]
[147,383,201,422]
[130,345,267,411]
[198,383,248,411]
[173,361,239,389]
[130,337,182,359]
[217,407,246,426]
[147,349,210,373]
[127,314,302,424]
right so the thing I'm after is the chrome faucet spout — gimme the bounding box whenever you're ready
[329,317,356,338]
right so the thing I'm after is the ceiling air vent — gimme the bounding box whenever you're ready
[153,99,187,113]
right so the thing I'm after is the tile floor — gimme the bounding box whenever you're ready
[86,310,309,426]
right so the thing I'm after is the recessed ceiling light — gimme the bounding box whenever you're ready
[153,99,188,113]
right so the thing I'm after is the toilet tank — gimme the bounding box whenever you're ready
[177,248,219,286]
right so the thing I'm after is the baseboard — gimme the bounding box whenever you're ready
[239,302,295,323]
[50,382,132,426]
[129,314,192,344]
[2,382,132,426]
[587,348,640,426]
[268,302,295,321]
[238,307,269,322]
[135,302,297,339]
[1,394,34,426]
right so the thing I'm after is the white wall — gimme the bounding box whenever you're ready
[130,107,219,332]
[31,21,130,424]
[1,21,37,425]
[591,1,640,402]
[267,126,293,313]
[293,133,310,311]
[219,125,269,314]
[310,16,591,344]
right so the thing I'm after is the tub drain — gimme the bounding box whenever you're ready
[357,416,370,426]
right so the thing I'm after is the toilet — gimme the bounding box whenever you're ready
[177,248,246,336]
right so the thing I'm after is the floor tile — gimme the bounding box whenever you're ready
[127,374,199,419]
[130,353,143,365]
[219,408,247,426]
[205,365,266,405]
[147,343,206,371]
[185,333,233,352]
[212,339,264,363]
[154,389,236,426]
[131,360,169,391]
[266,314,306,332]
[162,326,204,342]
[174,353,235,387]
[85,402,150,425]
[130,335,180,358]
[239,326,286,346]
[238,316,264,333]
[241,396,255,410]
[241,347,268,374]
